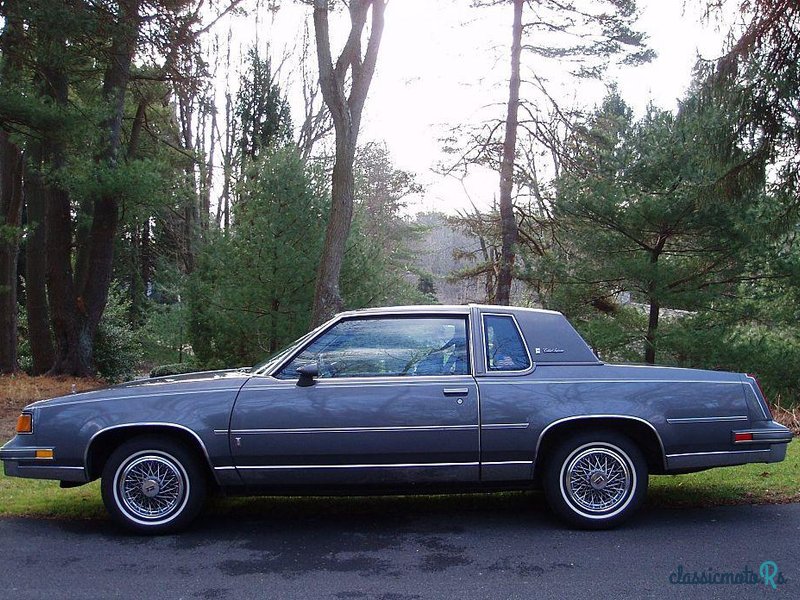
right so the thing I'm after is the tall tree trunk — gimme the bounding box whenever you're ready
[177,90,199,273]
[200,99,215,233]
[0,0,24,373]
[0,130,23,373]
[313,132,356,321]
[24,143,55,374]
[140,219,151,297]
[45,0,141,376]
[75,0,141,369]
[644,243,665,365]
[128,100,146,159]
[128,103,148,318]
[645,296,659,365]
[36,12,87,375]
[46,177,87,374]
[496,0,523,306]
[310,0,386,326]
[218,90,234,229]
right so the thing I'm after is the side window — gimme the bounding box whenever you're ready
[483,315,530,372]
[277,317,469,379]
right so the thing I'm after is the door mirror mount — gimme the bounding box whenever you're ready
[296,363,319,387]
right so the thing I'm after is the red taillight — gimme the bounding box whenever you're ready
[734,432,753,442]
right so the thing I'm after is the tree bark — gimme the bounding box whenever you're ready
[177,89,199,274]
[45,0,141,376]
[314,133,356,320]
[645,296,659,365]
[0,0,24,373]
[75,0,141,371]
[23,142,55,374]
[0,130,23,373]
[644,241,665,365]
[219,91,234,230]
[46,177,88,375]
[140,219,151,297]
[310,0,386,327]
[33,10,86,375]
[128,100,146,160]
[496,0,523,306]
[201,100,215,233]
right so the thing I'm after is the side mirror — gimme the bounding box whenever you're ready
[296,363,319,387]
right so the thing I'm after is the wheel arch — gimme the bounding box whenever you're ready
[533,415,667,476]
[85,423,218,485]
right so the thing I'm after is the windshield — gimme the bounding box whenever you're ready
[251,339,305,375]
[250,317,337,376]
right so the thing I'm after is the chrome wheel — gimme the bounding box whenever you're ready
[103,436,207,534]
[544,433,647,529]
[115,453,189,524]
[561,444,634,516]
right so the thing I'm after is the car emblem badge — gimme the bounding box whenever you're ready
[142,479,160,498]
[590,472,606,490]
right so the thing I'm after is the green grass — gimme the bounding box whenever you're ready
[0,476,104,519]
[1,440,797,520]
[648,438,800,507]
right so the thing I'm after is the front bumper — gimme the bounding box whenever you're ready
[1,444,88,483]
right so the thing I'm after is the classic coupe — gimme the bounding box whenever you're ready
[1,305,793,533]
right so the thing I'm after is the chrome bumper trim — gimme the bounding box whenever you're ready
[2,461,88,482]
[229,425,479,435]
[665,446,788,471]
[234,462,479,470]
[667,416,748,424]
[0,446,56,461]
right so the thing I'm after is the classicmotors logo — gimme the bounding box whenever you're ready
[669,561,787,589]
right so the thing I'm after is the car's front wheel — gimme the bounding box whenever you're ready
[101,435,207,534]
[543,431,647,529]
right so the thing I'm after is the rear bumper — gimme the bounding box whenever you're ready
[665,422,793,471]
[731,428,795,444]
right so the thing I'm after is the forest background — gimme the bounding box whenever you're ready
[0,0,797,410]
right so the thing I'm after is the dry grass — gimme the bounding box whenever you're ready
[0,374,105,440]
[771,403,800,436]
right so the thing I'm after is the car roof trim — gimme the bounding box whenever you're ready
[337,304,562,317]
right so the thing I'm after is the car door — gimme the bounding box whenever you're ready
[229,313,479,486]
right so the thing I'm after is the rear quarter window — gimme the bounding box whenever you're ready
[483,314,531,372]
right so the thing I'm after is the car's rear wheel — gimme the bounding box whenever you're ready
[101,436,207,534]
[542,431,647,529]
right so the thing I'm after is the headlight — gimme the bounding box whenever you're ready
[15,413,32,434]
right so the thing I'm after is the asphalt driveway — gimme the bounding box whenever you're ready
[0,494,797,599]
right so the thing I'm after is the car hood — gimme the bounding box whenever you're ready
[26,369,251,410]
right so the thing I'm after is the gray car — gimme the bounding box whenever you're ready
[1,305,793,533]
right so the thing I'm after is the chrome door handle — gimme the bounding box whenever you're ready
[443,388,469,396]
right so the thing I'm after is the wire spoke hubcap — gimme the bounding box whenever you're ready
[118,455,186,521]
[565,447,632,513]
